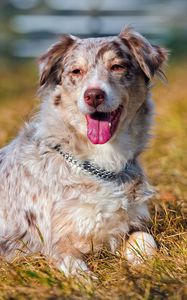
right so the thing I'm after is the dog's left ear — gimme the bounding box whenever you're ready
[38,35,77,87]
[119,27,168,80]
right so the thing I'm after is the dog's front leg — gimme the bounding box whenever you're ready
[58,254,90,277]
[49,249,92,277]
[48,236,95,278]
[58,254,98,280]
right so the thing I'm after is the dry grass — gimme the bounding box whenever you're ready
[0,61,186,300]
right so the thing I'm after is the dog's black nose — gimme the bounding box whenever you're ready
[84,88,105,108]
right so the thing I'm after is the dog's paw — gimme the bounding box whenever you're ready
[124,231,157,264]
[59,255,97,280]
[59,255,89,276]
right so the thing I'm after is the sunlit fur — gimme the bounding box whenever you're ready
[0,27,167,275]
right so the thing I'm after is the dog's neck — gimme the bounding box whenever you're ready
[47,143,143,185]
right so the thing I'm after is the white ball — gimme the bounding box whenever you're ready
[124,231,157,264]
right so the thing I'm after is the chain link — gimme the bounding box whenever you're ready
[50,144,139,184]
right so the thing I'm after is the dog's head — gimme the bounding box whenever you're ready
[39,27,168,145]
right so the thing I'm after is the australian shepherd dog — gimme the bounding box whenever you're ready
[0,27,168,276]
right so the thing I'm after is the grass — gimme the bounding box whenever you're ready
[0,60,186,300]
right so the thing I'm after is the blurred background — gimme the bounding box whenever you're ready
[1,0,187,59]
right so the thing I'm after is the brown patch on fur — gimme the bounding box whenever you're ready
[97,41,127,62]
[112,41,130,60]
[39,35,76,87]
[70,76,77,86]
[32,194,37,203]
[119,27,168,79]
[128,178,143,201]
[96,44,113,59]
[54,94,61,106]
[128,37,141,48]
[0,240,10,253]
[25,210,36,227]
[0,230,27,255]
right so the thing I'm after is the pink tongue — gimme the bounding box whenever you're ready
[86,115,111,144]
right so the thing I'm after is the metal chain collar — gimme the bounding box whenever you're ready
[49,144,141,184]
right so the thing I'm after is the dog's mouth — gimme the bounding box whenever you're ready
[86,105,123,144]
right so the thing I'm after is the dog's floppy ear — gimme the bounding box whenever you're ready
[38,35,76,87]
[119,27,168,80]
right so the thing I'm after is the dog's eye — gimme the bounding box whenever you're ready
[111,64,126,72]
[71,69,82,76]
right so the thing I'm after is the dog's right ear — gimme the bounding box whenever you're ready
[38,35,76,87]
